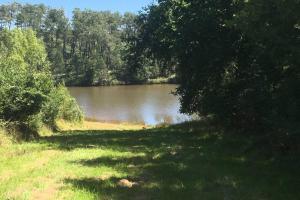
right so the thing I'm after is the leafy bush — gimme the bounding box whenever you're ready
[42,85,83,128]
[0,29,52,133]
[0,29,83,138]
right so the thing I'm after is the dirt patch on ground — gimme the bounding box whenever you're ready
[0,170,14,182]
[30,181,61,200]
[118,179,138,188]
[6,187,26,199]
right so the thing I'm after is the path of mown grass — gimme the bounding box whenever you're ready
[0,121,299,200]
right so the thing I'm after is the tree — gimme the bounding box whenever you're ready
[0,29,53,123]
[122,6,176,83]
[16,4,46,32]
[43,8,69,76]
[70,9,124,85]
[0,3,20,30]
[230,0,300,130]
[0,2,175,86]
[135,0,300,132]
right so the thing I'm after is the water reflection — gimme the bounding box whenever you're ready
[68,84,191,125]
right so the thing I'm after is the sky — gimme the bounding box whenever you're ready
[0,0,155,18]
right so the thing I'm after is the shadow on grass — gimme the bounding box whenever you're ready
[40,121,300,200]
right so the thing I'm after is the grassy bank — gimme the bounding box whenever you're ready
[56,120,148,131]
[0,121,299,200]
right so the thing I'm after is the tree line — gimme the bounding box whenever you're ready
[0,2,175,86]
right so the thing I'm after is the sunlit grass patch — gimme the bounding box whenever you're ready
[56,119,147,131]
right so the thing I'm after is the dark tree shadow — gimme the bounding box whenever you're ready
[38,121,300,200]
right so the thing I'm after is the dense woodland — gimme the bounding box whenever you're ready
[0,0,299,138]
[0,3,175,86]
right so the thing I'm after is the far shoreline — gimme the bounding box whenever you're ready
[64,75,178,87]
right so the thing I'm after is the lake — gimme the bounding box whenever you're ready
[68,84,191,125]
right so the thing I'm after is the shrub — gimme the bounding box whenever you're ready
[0,29,83,138]
[42,85,83,129]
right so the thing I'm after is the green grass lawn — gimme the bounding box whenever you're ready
[0,122,299,200]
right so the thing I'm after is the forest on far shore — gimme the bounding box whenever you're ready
[0,3,176,86]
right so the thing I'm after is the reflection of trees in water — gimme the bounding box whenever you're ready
[69,85,193,125]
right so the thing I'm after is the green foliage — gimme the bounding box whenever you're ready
[122,10,176,83]
[0,29,83,137]
[42,85,83,128]
[135,0,300,132]
[0,2,173,86]
[0,29,52,122]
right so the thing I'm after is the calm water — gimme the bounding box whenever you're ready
[68,84,191,125]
